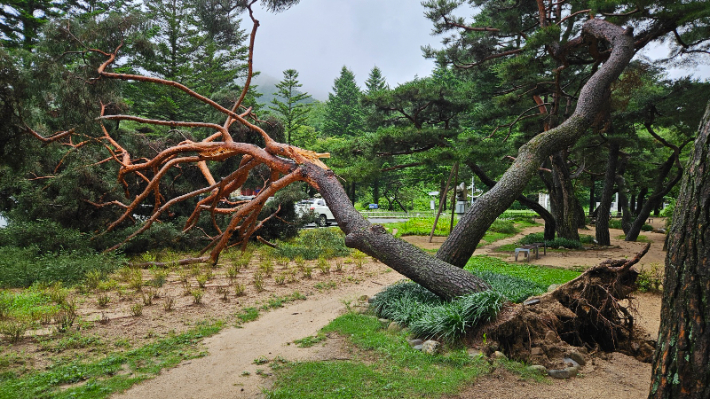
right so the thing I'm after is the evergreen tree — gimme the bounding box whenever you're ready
[269,69,311,145]
[124,0,249,123]
[364,66,387,95]
[322,66,364,137]
[0,0,69,49]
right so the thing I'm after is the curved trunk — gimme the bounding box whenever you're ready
[438,20,634,267]
[596,142,619,246]
[649,101,710,399]
[626,155,682,241]
[304,163,490,300]
[467,162,556,240]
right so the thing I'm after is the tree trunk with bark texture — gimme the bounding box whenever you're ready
[304,163,490,300]
[649,101,710,399]
[438,19,634,267]
[596,142,619,245]
[616,156,633,234]
[549,152,582,241]
[626,155,682,241]
[467,162,556,240]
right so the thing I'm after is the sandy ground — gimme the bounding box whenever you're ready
[112,270,405,399]
[111,221,665,399]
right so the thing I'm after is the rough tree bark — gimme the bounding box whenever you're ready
[649,100,710,399]
[548,151,583,241]
[626,124,686,241]
[596,142,619,245]
[467,161,556,240]
[438,19,635,267]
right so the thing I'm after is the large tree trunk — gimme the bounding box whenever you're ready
[649,101,710,399]
[304,163,490,300]
[616,156,633,234]
[549,151,582,241]
[467,162,556,240]
[596,142,619,245]
[626,155,682,241]
[437,19,634,267]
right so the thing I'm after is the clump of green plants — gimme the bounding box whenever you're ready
[352,251,366,268]
[259,258,275,276]
[294,256,305,270]
[316,257,330,274]
[97,293,112,308]
[149,267,169,288]
[128,268,144,290]
[517,232,585,249]
[275,273,287,285]
[302,265,313,279]
[370,282,504,343]
[0,317,32,344]
[191,289,204,304]
[253,272,265,292]
[234,282,246,297]
[236,307,259,324]
[163,296,175,312]
[131,303,144,317]
[196,273,209,288]
[334,259,344,272]
[226,265,239,282]
[637,263,663,292]
[85,269,104,290]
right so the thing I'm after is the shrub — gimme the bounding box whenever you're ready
[0,247,124,288]
[488,220,518,234]
[372,282,504,343]
[517,232,583,249]
[274,228,351,260]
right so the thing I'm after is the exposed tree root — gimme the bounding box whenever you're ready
[478,244,656,369]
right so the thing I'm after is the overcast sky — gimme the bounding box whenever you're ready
[251,0,440,100]
[250,1,709,101]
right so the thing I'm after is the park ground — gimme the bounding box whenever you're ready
[0,219,666,399]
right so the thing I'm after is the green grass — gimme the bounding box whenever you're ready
[0,321,223,399]
[617,234,652,243]
[273,228,351,260]
[465,256,580,288]
[266,312,490,399]
[236,307,260,324]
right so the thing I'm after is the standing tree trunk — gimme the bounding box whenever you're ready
[549,151,581,241]
[596,142,619,245]
[467,161,556,240]
[589,177,596,216]
[616,155,633,234]
[649,101,710,399]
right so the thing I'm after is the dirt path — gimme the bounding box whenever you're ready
[112,271,405,399]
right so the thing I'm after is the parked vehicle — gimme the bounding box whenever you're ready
[295,198,335,227]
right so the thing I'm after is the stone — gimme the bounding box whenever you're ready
[491,351,507,360]
[567,366,579,377]
[367,296,376,303]
[421,340,440,355]
[548,368,571,379]
[378,318,389,323]
[387,322,402,332]
[413,344,423,351]
[567,351,586,366]
[408,338,424,347]
[547,284,560,292]
[527,365,548,375]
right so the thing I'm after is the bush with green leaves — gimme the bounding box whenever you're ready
[0,247,124,288]
[517,232,586,249]
[274,228,351,260]
[370,282,504,343]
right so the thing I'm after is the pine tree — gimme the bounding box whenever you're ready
[269,69,312,145]
[0,0,69,49]
[322,66,364,137]
[364,66,387,95]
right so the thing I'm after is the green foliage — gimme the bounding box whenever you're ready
[269,69,312,145]
[371,282,504,342]
[293,333,327,348]
[517,232,585,249]
[465,256,580,288]
[236,307,260,324]
[0,220,90,253]
[0,247,124,288]
[322,66,364,137]
[274,228,351,260]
